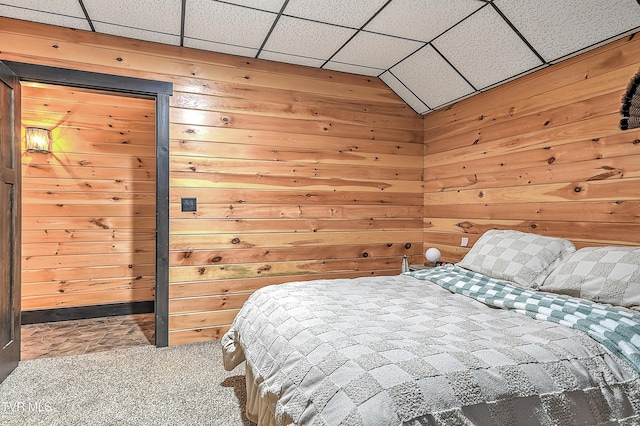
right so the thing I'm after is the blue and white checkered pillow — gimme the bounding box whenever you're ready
[541,246,640,309]
[455,230,576,289]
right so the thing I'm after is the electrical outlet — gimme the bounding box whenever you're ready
[181,197,197,212]
[461,237,469,247]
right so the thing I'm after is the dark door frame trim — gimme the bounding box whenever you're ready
[4,61,172,347]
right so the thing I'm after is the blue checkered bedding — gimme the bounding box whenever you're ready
[409,266,640,374]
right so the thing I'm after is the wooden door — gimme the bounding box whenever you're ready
[0,61,21,383]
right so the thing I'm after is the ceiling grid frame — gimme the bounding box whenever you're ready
[0,0,639,114]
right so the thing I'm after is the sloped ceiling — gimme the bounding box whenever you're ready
[2,0,640,114]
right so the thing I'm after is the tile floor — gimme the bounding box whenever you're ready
[21,313,155,360]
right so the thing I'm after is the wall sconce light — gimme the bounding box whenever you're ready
[25,127,52,153]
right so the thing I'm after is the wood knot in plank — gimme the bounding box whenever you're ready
[456,221,474,229]
[89,218,110,229]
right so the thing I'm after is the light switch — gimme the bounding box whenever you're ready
[181,197,197,212]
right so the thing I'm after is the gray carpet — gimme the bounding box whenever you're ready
[0,340,252,426]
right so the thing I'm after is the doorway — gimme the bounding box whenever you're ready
[0,61,171,377]
[20,82,157,358]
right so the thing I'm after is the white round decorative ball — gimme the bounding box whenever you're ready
[425,247,441,262]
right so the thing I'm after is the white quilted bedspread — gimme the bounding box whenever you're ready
[223,274,640,425]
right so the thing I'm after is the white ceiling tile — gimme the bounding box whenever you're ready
[184,0,276,49]
[263,16,357,60]
[494,0,640,62]
[259,51,326,68]
[391,44,474,109]
[365,0,483,42]
[331,31,423,70]
[283,0,388,27]
[93,22,181,45]
[323,61,383,77]
[0,2,91,30]
[433,5,543,90]
[379,71,430,114]
[184,38,258,58]
[83,0,181,35]
[220,0,286,13]
[0,0,85,17]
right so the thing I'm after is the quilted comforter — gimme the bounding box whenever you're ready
[222,268,640,425]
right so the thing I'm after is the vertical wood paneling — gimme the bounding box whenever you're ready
[0,17,424,344]
[423,34,640,261]
[20,82,156,310]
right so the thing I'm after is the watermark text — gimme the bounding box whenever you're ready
[2,401,53,412]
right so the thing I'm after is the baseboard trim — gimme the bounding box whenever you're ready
[21,301,154,325]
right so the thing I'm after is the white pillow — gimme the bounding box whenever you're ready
[541,246,640,309]
[455,230,575,289]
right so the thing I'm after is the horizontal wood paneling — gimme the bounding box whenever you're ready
[20,81,156,310]
[0,17,424,344]
[22,263,154,283]
[21,288,155,311]
[167,326,229,346]
[168,55,423,343]
[423,33,640,261]
[169,91,423,131]
[169,243,417,266]
[22,229,156,244]
[169,271,371,299]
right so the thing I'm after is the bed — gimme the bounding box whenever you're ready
[222,230,640,425]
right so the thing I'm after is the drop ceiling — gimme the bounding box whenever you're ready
[2,0,640,114]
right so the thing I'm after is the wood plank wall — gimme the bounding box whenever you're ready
[423,33,640,262]
[21,82,156,310]
[0,17,424,345]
